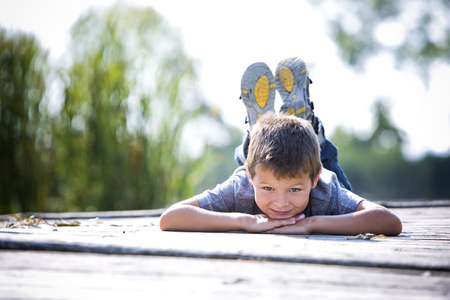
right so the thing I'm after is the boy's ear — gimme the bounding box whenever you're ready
[245,164,254,186]
[311,168,322,189]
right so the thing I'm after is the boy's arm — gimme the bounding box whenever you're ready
[159,198,303,232]
[266,200,402,236]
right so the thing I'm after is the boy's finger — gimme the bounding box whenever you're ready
[282,214,304,223]
[270,219,295,230]
[294,214,305,221]
[284,219,297,225]
[277,219,297,228]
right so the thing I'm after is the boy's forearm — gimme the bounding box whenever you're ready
[308,207,402,236]
[160,204,247,232]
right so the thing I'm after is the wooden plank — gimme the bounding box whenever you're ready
[0,208,165,221]
[0,250,449,300]
[3,200,447,222]
[2,230,448,270]
[1,207,449,271]
[1,205,449,299]
[375,200,450,208]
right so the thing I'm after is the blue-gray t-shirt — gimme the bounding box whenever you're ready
[196,166,364,217]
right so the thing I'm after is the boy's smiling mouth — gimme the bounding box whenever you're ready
[270,208,294,218]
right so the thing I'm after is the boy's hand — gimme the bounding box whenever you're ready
[244,214,305,233]
[263,201,403,236]
[263,217,312,235]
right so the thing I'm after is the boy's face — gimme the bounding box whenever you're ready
[247,165,321,220]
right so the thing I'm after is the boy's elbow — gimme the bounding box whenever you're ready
[390,216,403,236]
[383,208,403,236]
[359,201,402,236]
[159,215,168,231]
[159,199,201,231]
[159,209,174,231]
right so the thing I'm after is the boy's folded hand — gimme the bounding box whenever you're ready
[264,216,312,235]
[244,213,305,233]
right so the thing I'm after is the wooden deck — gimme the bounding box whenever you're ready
[1,201,449,299]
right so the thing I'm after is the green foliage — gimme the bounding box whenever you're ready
[0,4,226,214]
[52,3,220,212]
[313,0,450,78]
[0,28,50,213]
[312,0,450,199]
[3,2,449,214]
[196,126,244,193]
[331,100,450,200]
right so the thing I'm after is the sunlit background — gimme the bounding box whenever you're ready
[1,0,449,213]
[2,0,449,158]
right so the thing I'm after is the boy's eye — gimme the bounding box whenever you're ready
[263,186,274,191]
[290,188,300,192]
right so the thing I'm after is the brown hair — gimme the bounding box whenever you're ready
[246,113,322,183]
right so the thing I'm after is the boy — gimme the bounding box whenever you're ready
[160,59,402,236]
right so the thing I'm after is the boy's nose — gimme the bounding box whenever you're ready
[273,194,289,208]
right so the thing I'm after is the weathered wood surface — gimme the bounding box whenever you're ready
[1,203,449,299]
[1,250,448,300]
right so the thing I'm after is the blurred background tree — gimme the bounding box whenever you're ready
[1,1,449,214]
[0,29,51,213]
[314,0,450,81]
[51,3,234,212]
[0,3,236,214]
[331,100,450,200]
[314,0,450,200]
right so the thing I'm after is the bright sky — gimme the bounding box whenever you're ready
[1,0,449,160]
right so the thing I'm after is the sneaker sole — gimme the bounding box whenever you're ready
[240,62,276,127]
[275,57,312,120]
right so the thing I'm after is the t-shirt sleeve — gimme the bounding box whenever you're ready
[196,166,257,214]
[196,179,237,213]
[311,169,364,215]
[330,184,365,215]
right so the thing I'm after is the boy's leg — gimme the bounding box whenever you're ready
[275,57,352,190]
[234,58,352,191]
[321,140,353,191]
[234,129,250,166]
[234,62,276,165]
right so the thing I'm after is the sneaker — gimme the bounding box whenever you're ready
[275,57,313,121]
[240,62,276,128]
[276,57,325,146]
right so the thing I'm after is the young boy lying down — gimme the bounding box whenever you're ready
[160,59,402,235]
